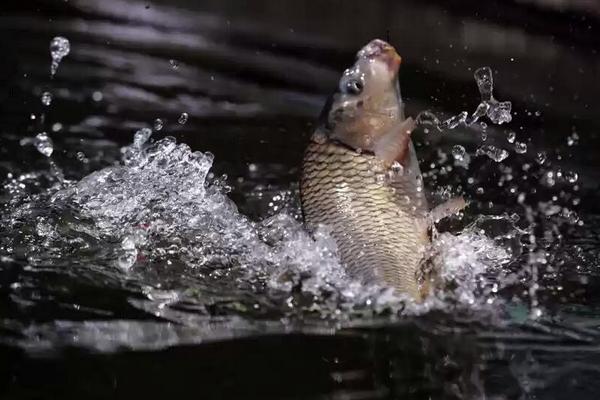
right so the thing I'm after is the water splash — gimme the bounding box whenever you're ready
[153,118,164,131]
[49,36,70,77]
[2,129,521,322]
[416,66,512,130]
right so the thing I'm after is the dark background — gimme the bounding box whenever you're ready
[1,0,600,399]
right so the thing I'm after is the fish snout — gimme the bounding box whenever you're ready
[357,39,402,73]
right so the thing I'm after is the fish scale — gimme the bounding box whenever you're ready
[301,140,429,298]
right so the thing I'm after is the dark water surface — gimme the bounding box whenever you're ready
[1,0,600,398]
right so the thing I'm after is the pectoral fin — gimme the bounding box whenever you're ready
[429,197,467,223]
[373,117,415,166]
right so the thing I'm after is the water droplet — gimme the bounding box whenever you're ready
[169,59,179,70]
[133,128,153,148]
[178,112,189,125]
[390,161,404,176]
[121,236,136,250]
[514,142,527,154]
[507,131,516,143]
[470,102,490,123]
[41,91,53,106]
[476,145,509,162]
[442,111,468,129]
[154,118,164,131]
[49,36,70,76]
[51,122,63,132]
[92,91,103,102]
[415,111,441,129]
[536,151,547,165]
[487,101,512,124]
[565,171,579,183]
[452,145,466,161]
[474,67,493,102]
[476,187,484,195]
[34,132,54,157]
[76,151,87,162]
[567,132,579,146]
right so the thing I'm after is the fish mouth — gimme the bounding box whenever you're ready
[357,39,402,73]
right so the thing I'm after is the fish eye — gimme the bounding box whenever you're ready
[344,79,364,95]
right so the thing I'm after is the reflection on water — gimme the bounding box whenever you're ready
[1,0,600,398]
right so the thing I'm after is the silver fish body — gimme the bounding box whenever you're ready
[301,139,429,298]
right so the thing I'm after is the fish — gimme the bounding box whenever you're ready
[300,39,464,300]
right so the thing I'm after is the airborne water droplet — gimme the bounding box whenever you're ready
[41,91,53,106]
[514,141,527,154]
[487,101,512,124]
[49,36,70,76]
[154,118,164,131]
[507,131,516,143]
[452,145,466,161]
[178,112,189,125]
[169,59,179,70]
[476,145,509,162]
[565,171,579,183]
[536,151,547,165]
[474,67,493,102]
[76,151,88,162]
[34,132,54,157]
[133,128,153,148]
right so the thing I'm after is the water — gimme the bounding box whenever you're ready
[1,0,600,398]
[33,132,54,157]
[49,36,70,77]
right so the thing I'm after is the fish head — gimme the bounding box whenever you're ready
[318,39,405,152]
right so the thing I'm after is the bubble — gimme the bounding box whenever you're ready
[476,145,509,162]
[507,131,516,143]
[514,142,527,154]
[153,118,164,131]
[178,112,189,125]
[41,92,53,106]
[49,36,70,76]
[34,132,54,157]
[451,145,466,161]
